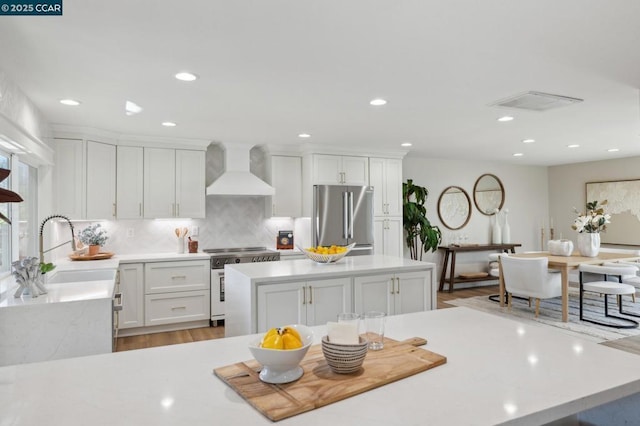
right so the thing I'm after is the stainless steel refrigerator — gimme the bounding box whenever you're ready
[312,185,374,256]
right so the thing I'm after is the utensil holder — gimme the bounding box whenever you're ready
[188,240,198,253]
[177,237,185,254]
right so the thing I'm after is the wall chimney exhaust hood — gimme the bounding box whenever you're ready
[206,143,275,196]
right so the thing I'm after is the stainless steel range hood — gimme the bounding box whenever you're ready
[206,143,275,196]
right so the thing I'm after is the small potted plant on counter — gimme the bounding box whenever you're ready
[78,223,108,256]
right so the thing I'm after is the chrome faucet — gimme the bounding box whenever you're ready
[39,214,77,264]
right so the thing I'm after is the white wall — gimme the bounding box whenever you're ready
[403,154,549,279]
[548,155,640,249]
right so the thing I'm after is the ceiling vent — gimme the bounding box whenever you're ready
[490,91,583,112]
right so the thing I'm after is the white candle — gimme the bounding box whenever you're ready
[327,321,359,344]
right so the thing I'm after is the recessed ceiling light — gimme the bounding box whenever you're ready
[175,72,198,82]
[369,98,387,106]
[607,148,620,152]
[298,133,311,138]
[401,142,412,147]
[567,144,580,148]
[60,99,81,106]
[125,100,143,116]
[498,116,514,122]
[522,139,535,144]
[513,153,524,157]
[162,122,177,127]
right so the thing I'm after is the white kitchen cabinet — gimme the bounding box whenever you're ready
[267,155,302,217]
[144,148,205,219]
[256,278,352,332]
[312,154,369,186]
[143,260,210,327]
[55,138,84,219]
[374,217,403,258]
[116,146,144,219]
[55,138,117,219]
[144,260,210,294]
[86,141,117,219]
[119,263,144,329]
[354,270,431,316]
[175,149,206,218]
[145,290,210,326]
[369,157,402,216]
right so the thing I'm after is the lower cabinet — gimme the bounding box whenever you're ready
[118,259,210,335]
[119,263,144,329]
[257,278,351,332]
[354,271,432,316]
[145,290,210,326]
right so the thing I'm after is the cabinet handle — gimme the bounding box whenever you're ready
[308,285,313,304]
[171,203,175,217]
[112,203,117,217]
[302,286,306,305]
[171,306,186,310]
[396,277,400,294]
[176,203,180,217]
[139,203,142,217]
[171,275,186,280]
[390,277,395,294]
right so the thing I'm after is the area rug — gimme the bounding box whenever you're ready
[447,289,640,343]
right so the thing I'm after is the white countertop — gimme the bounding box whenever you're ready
[0,281,114,307]
[1,307,639,425]
[225,254,433,282]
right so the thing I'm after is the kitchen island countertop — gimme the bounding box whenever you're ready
[1,307,640,425]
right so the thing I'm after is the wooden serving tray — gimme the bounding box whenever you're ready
[214,337,446,422]
[69,252,115,261]
[459,271,489,279]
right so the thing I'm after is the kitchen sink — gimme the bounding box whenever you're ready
[47,269,117,284]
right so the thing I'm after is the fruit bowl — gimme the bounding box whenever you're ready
[248,324,314,384]
[298,243,356,264]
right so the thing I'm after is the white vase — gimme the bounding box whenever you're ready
[492,221,502,245]
[502,213,510,244]
[577,233,600,257]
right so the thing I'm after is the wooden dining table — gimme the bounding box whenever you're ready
[498,251,640,322]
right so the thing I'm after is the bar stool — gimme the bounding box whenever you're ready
[579,264,640,329]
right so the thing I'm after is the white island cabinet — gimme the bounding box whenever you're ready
[224,255,436,336]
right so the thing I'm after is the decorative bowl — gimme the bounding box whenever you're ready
[298,243,357,264]
[321,335,368,374]
[248,324,314,384]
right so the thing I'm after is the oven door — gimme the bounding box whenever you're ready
[211,270,225,324]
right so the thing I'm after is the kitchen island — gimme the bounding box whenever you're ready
[224,255,436,337]
[2,307,640,425]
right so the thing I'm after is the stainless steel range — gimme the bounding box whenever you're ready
[204,247,280,325]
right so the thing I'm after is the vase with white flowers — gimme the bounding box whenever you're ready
[78,223,108,256]
[571,200,610,257]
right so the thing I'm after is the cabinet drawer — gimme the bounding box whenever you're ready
[144,260,210,293]
[145,290,210,326]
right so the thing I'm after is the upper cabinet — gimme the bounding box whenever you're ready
[116,146,144,219]
[369,158,402,217]
[55,138,116,220]
[144,148,205,219]
[266,155,302,217]
[312,154,369,186]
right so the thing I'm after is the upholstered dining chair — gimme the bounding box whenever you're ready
[500,255,562,317]
[578,264,640,329]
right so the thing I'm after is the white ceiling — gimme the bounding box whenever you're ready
[1,0,640,166]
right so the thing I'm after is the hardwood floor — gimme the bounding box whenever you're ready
[116,285,500,352]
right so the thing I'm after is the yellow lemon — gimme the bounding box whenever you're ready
[282,333,303,349]
[282,326,302,342]
[261,333,284,349]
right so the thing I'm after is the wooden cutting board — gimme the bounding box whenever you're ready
[214,337,446,422]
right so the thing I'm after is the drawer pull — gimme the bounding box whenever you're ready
[171,275,187,280]
[171,306,187,310]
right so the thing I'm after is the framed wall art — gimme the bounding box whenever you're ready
[586,179,640,246]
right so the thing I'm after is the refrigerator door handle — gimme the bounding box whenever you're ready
[342,191,349,239]
[348,191,354,239]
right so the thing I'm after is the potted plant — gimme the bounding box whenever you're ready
[571,200,610,257]
[78,223,108,256]
[403,179,442,260]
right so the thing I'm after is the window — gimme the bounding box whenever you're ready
[0,149,38,275]
[0,152,10,273]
